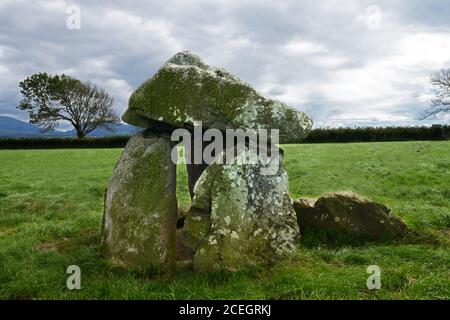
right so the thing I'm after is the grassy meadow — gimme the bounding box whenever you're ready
[0,141,449,299]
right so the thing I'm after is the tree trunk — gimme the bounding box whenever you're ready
[76,131,86,139]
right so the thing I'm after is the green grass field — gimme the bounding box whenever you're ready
[0,141,449,299]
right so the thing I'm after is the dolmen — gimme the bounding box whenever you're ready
[100,50,313,272]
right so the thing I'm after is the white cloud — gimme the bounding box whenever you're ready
[101,78,134,114]
[283,41,326,56]
[390,32,450,71]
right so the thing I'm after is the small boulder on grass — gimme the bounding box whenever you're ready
[293,191,407,240]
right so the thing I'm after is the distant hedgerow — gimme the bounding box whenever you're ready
[0,136,130,149]
[302,125,449,144]
[0,125,448,149]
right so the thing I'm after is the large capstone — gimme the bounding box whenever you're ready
[182,147,299,272]
[293,191,407,239]
[100,130,177,271]
[122,50,313,143]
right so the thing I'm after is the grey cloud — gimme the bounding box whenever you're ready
[0,0,449,128]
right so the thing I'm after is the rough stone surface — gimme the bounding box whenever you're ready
[100,130,177,270]
[293,191,407,239]
[122,50,313,143]
[183,147,300,272]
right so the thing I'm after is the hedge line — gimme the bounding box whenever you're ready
[0,125,448,149]
[0,136,130,149]
[303,124,450,143]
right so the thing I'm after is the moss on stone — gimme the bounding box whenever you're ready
[100,130,177,271]
[294,191,408,239]
[122,50,313,143]
[183,146,300,272]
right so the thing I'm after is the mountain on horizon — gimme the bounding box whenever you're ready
[0,116,140,138]
[0,116,46,137]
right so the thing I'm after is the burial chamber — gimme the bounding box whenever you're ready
[100,50,313,271]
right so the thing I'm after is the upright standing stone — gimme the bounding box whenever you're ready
[183,147,300,272]
[101,130,177,271]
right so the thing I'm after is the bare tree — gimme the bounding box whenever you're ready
[422,68,450,119]
[19,73,119,138]
[69,82,119,138]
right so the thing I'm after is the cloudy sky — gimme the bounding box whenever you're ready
[0,0,449,128]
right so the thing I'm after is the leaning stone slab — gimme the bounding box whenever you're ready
[183,147,300,272]
[122,50,313,143]
[100,130,177,271]
[293,191,407,239]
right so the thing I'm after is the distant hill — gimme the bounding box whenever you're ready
[0,116,140,138]
[0,116,45,137]
[64,123,141,137]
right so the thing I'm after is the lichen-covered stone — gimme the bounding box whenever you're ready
[293,191,407,239]
[122,50,313,143]
[100,130,177,271]
[183,147,299,272]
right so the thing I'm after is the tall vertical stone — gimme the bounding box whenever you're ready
[183,147,300,272]
[101,130,177,271]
